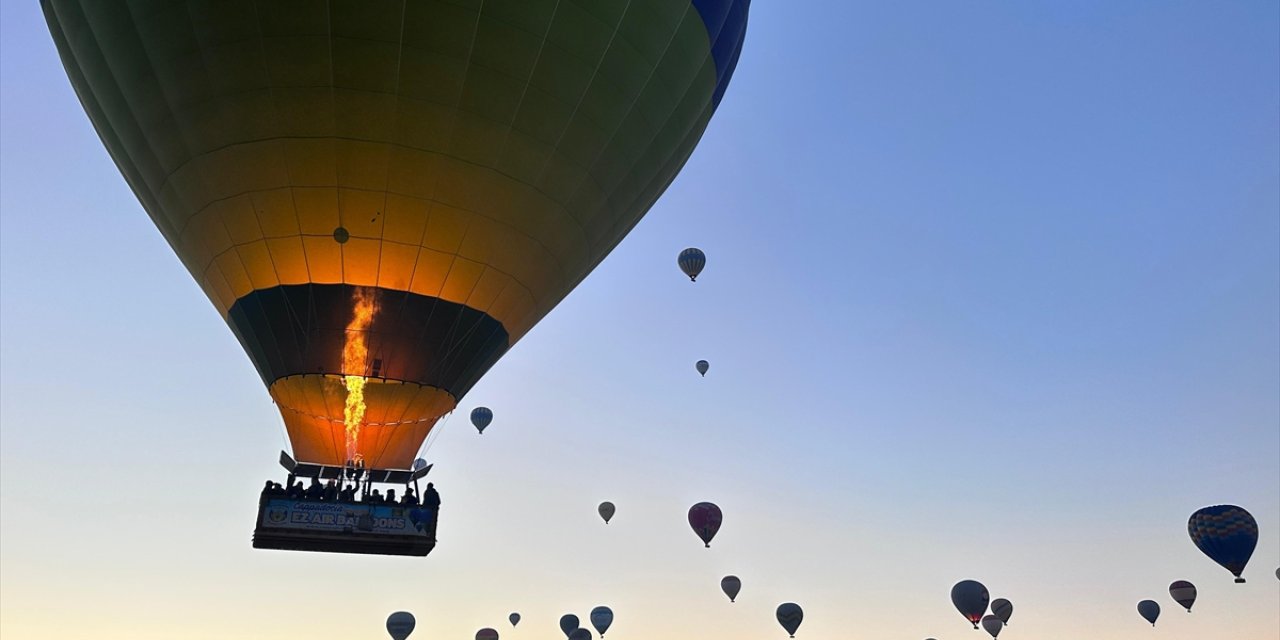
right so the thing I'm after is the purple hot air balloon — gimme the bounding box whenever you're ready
[688,502,723,547]
[475,629,499,640]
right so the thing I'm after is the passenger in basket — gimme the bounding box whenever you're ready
[304,477,324,501]
[401,488,418,506]
[422,483,441,512]
[339,484,356,502]
[322,480,338,501]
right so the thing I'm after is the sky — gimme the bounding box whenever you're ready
[2,1,1278,639]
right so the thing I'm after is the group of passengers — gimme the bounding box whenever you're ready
[260,477,440,511]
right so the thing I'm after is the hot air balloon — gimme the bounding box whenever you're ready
[568,630,592,640]
[589,606,613,637]
[1169,581,1196,612]
[679,248,707,281]
[696,360,710,376]
[981,615,1003,638]
[1137,600,1160,626]
[991,598,1012,625]
[598,501,616,524]
[776,603,803,637]
[688,502,723,547]
[559,615,579,638]
[951,580,990,629]
[43,0,751,555]
[508,613,520,627]
[1189,505,1259,582]
[386,612,415,640]
[721,575,742,602]
[476,629,499,640]
[471,407,494,434]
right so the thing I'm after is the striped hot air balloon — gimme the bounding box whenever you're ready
[43,0,751,469]
[1188,505,1259,583]
[1168,581,1196,612]
[471,406,494,434]
[678,247,707,281]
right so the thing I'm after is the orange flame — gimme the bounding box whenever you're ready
[342,287,377,463]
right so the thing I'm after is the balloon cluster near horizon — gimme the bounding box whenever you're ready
[42,0,750,471]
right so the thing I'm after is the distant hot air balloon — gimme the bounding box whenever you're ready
[559,615,579,638]
[1189,505,1258,583]
[776,603,803,637]
[476,629,499,640]
[679,248,707,281]
[721,575,742,602]
[688,502,723,547]
[1169,581,1196,612]
[1137,600,1160,626]
[951,580,990,629]
[981,615,1003,638]
[508,613,520,627]
[386,612,415,640]
[696,360,710,376]
[589,607,613,637]
[991,598,1012,625]
[43,0,750,477]
[413,458,429,471]
[568,630,592,640]
[471,407,494,434]
[598,501,616,524]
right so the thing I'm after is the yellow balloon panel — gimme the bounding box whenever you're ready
[270,375,456,468]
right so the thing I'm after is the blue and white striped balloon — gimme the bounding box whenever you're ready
[471,406,493,434]
[678,248,706,282]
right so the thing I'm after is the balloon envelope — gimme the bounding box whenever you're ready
[508,613,520,627]
[43,0,749,469]
[696,360,710,376]
[1169,581,1196,612]
[775,603,803,637]
[1137,600,1160,626]
[589,606,613,636]
[951,580,990,629]
[679,248,707,281]
[1188,505,1259,582]
[471,407,494,434]
[981,614,1003,638]
[991,598,1012,624]
[559,615,579,638]
[568,630,592,640]
[476,629,499,640]
[688,502,723,547]
[721,575,742,602]
[386,612,415,640]
[598,501,616,524]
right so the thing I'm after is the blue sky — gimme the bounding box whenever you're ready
[2,1,1277,639]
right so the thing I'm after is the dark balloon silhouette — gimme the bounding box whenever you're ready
[589,607,613,637]
[721,575,742,602]
[1189,505,1258,582]
[688,502,723,547]
[559,615,579,638]
[386,612,415,640]
[471,407,493,435]
[991,598,1012,625]
[776,603,803,637]
[508,613,520,627]
[951,580,990,629]
[1169,581,1196,612]
[696,360,710,376]
[598,502,616,524]
[1137,600,1160,626]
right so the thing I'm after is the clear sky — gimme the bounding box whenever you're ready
[2,2,1278,639]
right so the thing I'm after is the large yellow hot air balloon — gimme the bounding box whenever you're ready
[44,0,750,469]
